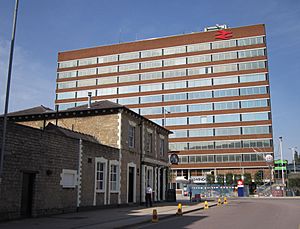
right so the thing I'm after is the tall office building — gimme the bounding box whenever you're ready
[56,24,274,185]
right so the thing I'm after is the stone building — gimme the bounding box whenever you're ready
[0,121,119,220]
[4,100,171,207]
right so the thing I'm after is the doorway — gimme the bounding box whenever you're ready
[20,172,35,217]
[128,167,135,203]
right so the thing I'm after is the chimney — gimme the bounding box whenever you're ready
[88,92,92,108]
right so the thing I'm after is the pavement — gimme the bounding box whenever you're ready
[0,196,218,229]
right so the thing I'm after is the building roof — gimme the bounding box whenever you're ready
[3,100,171,134]
[44,123,99,143]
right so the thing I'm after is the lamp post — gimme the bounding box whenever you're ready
[0,0,19,183]
[289,147,297,173]
[163,108,170,127]
[279,137,285,186]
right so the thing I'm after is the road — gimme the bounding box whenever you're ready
[138,199,300,229]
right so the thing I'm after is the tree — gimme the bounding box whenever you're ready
[217,174,225,185]
[243,173,252,185]
[225,173,234,185]
[288,173,300,195]
[206,174,215,184]
[294,150,300,164]
[254,170,264,185]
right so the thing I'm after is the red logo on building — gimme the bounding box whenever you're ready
[215,30,233,40]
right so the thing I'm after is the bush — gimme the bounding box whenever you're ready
[217,174,225,185]
[226,173,234,185]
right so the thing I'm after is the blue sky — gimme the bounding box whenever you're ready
[0,0,299,161]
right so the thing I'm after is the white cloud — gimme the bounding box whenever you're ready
[0,40,55,113]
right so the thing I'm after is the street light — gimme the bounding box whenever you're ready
[289,147,297,173]
[163,108,170,127]
[279,137,285,186]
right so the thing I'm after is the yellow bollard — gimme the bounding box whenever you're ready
[224,197,228,205]
[152,209,158,223]
[218,198,222,206]
[204,201,209,209]
[176,203,183,216]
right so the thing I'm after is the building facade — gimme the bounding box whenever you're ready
[55,24,274,186]
[6,101,170,206]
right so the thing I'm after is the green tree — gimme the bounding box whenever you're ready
[234,174,242,185]
[254,170,264,185]
[288,173,300,194]
[206,174,215,184]
[217,174,225,185]
[243,173,252,185]
[225,173,234,185]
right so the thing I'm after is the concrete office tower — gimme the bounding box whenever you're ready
[56,24,274,186]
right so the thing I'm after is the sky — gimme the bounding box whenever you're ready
[0,0,299,161]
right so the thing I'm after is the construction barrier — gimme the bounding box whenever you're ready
[176,203,183,216]
[152,209,158,223]
[217,198,222,206]
[204,201,209,209]
[224,197,228,205]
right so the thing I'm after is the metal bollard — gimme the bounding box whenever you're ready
[152,209,158,223]
[176,203,183,216]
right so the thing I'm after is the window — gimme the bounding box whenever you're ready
[140,95,162,103]
[96,159,107,192]
[164,93,187,102]
[164,46,186,55]
[212,52,237,61]
[189,103,213,112]
[239,61,266,70]
[141,49,162,58]
[119,85,139,94]
[215,127,241,136]
[77,90,96,98]
[240,86,267,96]
[189,116,213,124]
[128,125,135,148]
[60,169,77,188]
[164,81,186,90]
[166,117,187,126]
[189,128,214,137]
[58,70,77,79]
[169,142,188,151]
[141,71,163,80]
[98,76,118,85]
[77,79,96,87]
[141,83,162,92]
[212,40,236,49]
[159,138,165,156]
[110,163,119,192]
[188,78,212,87]
[98,54,118,63]
[188,91,212,100]
[164,57,186,66]
[214,101,239,110]
[97,87,117,96]
[164,69,186,78]
[145,132,153,153]
[214,114,240,123]
[57,81,76,89]
[187,43,210,52]
[58,103,76,111]
[119,51,140,61]
[213,76,238,85]
[188,67,209,75]
[189,141,214,150]
[213,64,238,73]
[57,92,76,100]
[241,112,269,121]
[78,57,97,66]
[59,60,77,69]
[98,65,118,74]
[215,140,242,149]
[169,130,188,138]
[240,99,268,108]
[242,126,270,135]
[237,36,264,46]
[141,60,162,69]
[243,139,272,148]
[238,49,265,58]
[119,63,139,72]
[78,68,97,76]
[164,105,187,113]
[119,74,139,83]
[140,107,162,115]
[214,88,239,98]
[240,73,266,83]
[187,55,211,64]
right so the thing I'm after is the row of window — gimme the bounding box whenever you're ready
[177,153,267,164]
[154,112,270,126]
[169,139,272,151]
[170,125,271,138]
[57,71,267,92]
[57,56,266,79]
[58,36,264,68]
[57,82,268,102]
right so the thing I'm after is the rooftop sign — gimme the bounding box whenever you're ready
[215,30,233,40]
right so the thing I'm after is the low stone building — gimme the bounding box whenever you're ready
[3,100,171,209]
[0,122,119,220]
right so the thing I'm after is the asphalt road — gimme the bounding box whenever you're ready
[138,199,300,229]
